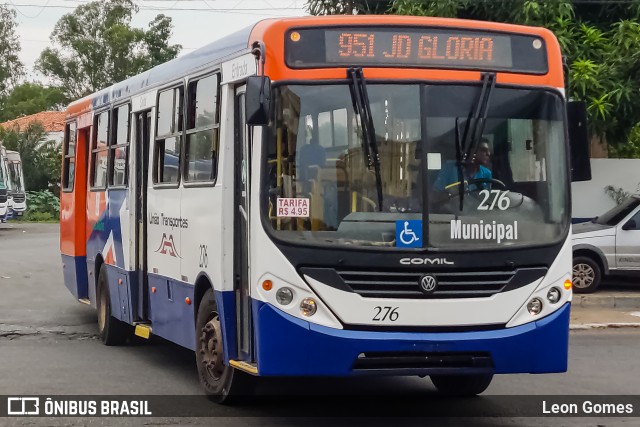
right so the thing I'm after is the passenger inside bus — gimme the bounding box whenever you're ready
[296,136,326,183]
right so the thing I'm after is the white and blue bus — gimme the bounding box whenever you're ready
[61,16,590,401]
[3,150,26,219]
[0,145,10,222]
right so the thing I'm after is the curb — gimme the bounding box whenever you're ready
[575,295,640,309]
[570,322,640,330]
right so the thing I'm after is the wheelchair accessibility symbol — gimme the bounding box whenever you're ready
[396,220,422,248]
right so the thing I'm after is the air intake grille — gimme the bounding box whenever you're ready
[352,351,493,372]
[12,193,25,203]
[337,267,545,299]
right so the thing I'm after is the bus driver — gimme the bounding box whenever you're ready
[433,139,492,192]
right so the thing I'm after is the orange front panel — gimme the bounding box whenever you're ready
[249,16,564,88]
[60,123,90,257]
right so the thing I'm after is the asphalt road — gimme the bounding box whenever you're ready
[2,222,640,426]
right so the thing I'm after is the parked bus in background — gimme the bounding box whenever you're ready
[0,145,7,222]
[5,150,26,218]
[60,16,591,402]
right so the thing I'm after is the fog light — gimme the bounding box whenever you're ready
[547,287,561,304]
[275,287,293,305]
[527,298,543,315]
[300,298,317,317]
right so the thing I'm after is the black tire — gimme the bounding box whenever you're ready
[572,255,602,294]
[196,289,255,403]
[96,264,129,345]
[430,373,494,396]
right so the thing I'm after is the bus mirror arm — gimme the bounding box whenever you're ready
[246,42,272,126]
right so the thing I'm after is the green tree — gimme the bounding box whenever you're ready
[36,0,181,99]
[0,122,61,194]
[0,5,24,96]
[0,83,67,122]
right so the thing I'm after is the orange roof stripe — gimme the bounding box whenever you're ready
[0,111,66,132]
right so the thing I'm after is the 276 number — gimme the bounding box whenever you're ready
[478,190,511,211]
[373,306,399,321]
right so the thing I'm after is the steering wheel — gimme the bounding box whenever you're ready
[444,178,507,200]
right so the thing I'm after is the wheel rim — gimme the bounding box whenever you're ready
[97,285,107,332]
[199,312,225,381]
[573,263,595,289]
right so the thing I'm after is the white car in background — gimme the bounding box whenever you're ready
[572,196,640,293]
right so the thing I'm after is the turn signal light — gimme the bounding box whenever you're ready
[564,279,572,290]
[262,280,273,291]
[290,31,300,42]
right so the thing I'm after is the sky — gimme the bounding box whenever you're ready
[10,0,308,81]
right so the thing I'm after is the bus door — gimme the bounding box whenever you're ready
[234,86,253,360]
[134,110,152,320]
[78,124,90,245]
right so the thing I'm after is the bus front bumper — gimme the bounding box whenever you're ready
[253,301,570,376]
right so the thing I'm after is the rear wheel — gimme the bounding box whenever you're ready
[572,256,602,294]
[195,289,255,403]
[96,264,129,345]
[430,373,493,396]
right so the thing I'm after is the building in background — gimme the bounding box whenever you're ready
[0,111,65,144]
[572,159,640,222]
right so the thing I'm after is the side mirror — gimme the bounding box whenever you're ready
[567,101,591,182]
[245,75,271,126]
[622,219,637,231]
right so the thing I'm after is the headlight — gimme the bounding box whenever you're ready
[547,287,562,304]
[275,287,294,305]
[300,298,317,317]
[527,298,543,315]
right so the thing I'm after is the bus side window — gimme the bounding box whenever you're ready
[109,104,130,187]
[91,111,109,190]
[185,74,220,183]
[154,86,184,185]
[63,121,77,192]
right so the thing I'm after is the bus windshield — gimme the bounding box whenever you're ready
[0,157,6,190]
[8,162,23,192]
[265,83,569,250]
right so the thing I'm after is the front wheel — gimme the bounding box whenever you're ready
[572,256,602,294]
[195,289,255,403]
[430,373,493,396]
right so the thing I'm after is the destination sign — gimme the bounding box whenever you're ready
[285,27,548,74]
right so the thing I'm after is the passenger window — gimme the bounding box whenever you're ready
[155,86,184,185]
[185,74,220,183]
[91,111,109,189]
[63,121,77,191]
[110,104,130,187]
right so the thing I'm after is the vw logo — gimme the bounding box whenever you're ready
[420,275,438,294]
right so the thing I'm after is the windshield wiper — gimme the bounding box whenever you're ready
[347,67,383,212]
[453,72,496,212]
[464,72,496,161]
[454,117,465,211]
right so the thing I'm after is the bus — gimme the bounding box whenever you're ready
[0,145,7,222]
[3,150,26,219]
[60,15,591,401]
